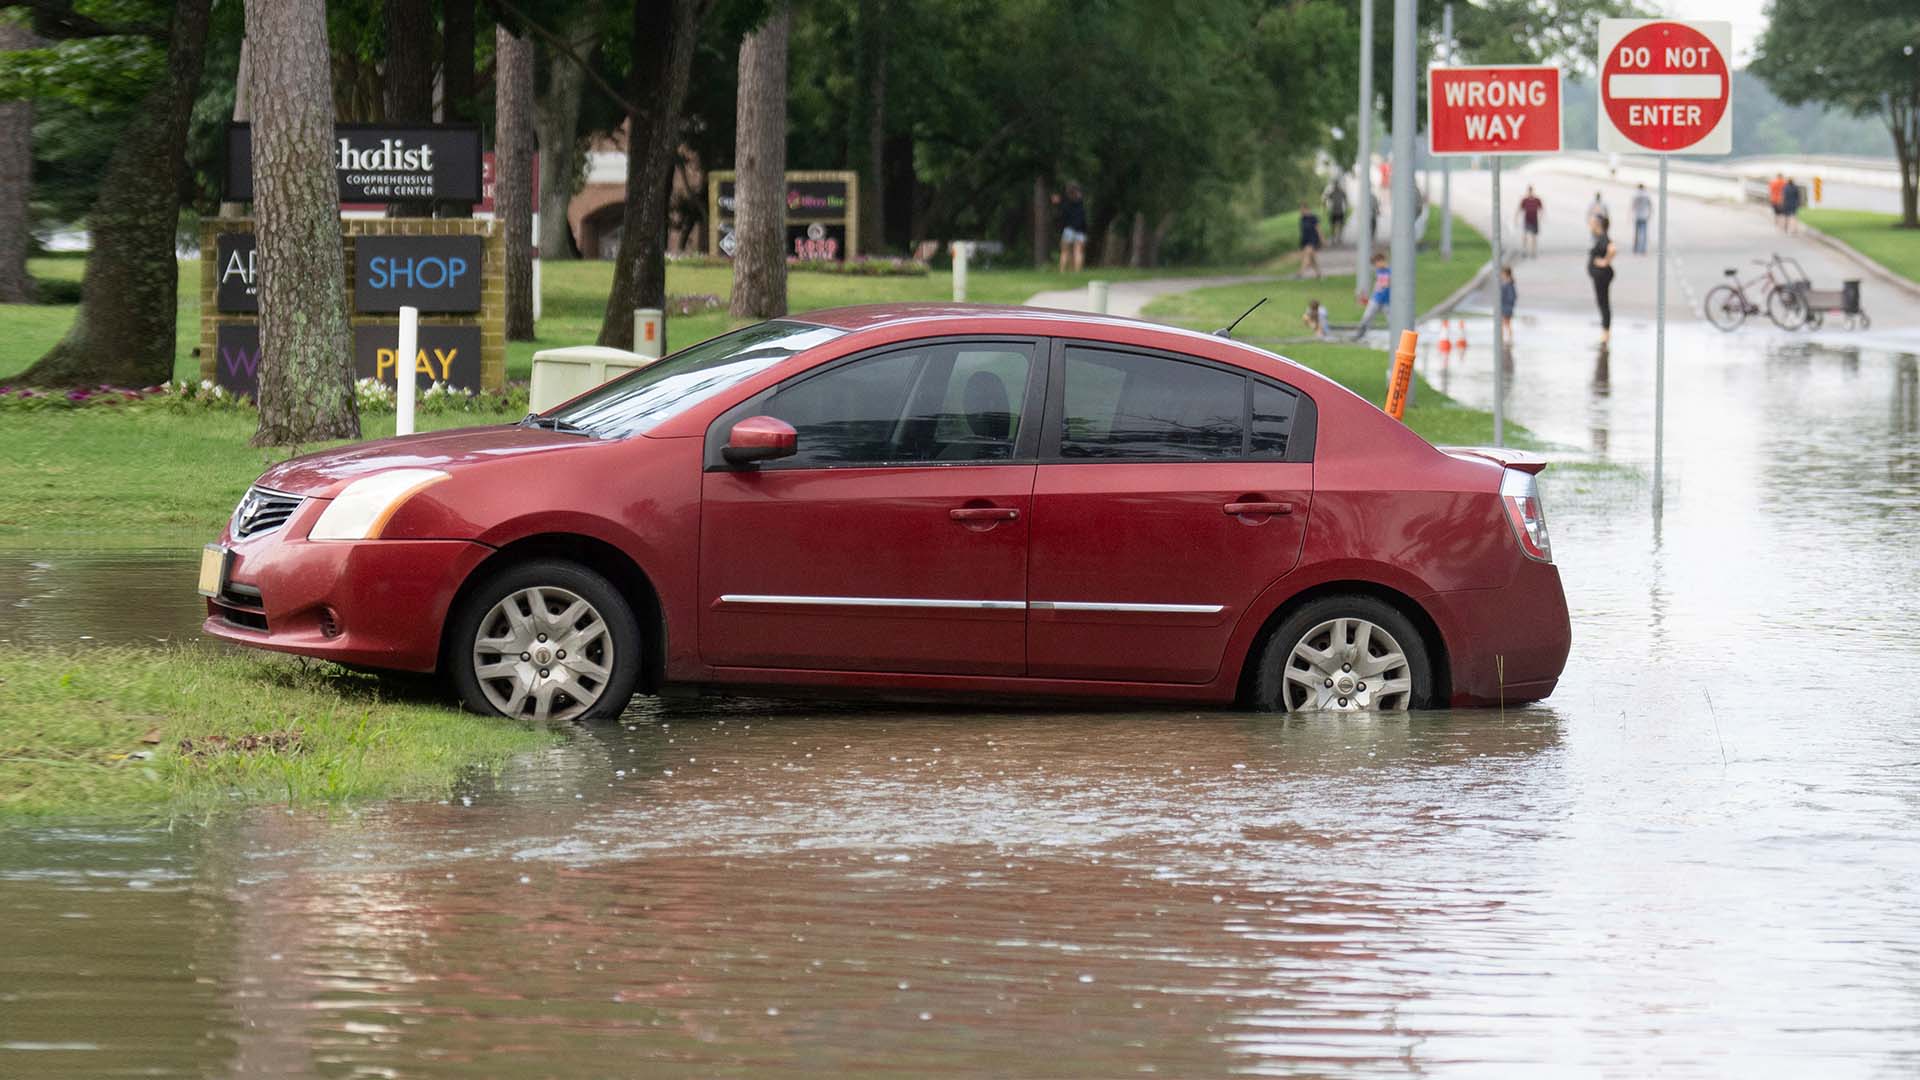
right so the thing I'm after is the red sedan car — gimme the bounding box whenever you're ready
[200,304,1568,722]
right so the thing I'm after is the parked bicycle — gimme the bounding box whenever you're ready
[1703,254,1808,332]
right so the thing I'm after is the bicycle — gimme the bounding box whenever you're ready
[1703,255,1808,331]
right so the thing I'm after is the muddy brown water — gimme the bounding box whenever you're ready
[3,326,1919,1076]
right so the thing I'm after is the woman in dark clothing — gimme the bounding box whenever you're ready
[1588,215,1617,345]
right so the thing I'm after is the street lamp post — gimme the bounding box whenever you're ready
[1386,0,1417,341]
[1353,0,1374,301]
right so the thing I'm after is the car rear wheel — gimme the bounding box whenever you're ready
[448,559,641,723]
[1252,595,1432,713]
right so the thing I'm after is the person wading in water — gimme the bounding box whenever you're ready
[1588,215,1617,346]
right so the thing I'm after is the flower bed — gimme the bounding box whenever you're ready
[0,379,530,416]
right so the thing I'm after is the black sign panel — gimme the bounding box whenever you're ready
[353,324,484,392]
[215,233,257,312]
[787,222,846,261]
[213,323,262,398]
[716,178,851,220]
[225,123,483,204]
[354,236,484,313]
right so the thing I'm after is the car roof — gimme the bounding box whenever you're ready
[784,302,1317,378]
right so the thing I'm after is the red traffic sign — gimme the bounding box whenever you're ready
[1597,19,1732,155]
[1428,66,1563,156]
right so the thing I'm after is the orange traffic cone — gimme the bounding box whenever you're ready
[1454,320,1468,348]
[1437,320,1453,353]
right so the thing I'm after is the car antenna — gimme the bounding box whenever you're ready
[1215,297,1268,338]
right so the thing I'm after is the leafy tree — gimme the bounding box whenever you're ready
[0,0,214,388]
[1753,0,1919,226]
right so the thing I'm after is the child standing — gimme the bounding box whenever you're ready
[1499,265,1516,338]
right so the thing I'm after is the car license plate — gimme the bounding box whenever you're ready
[197,545,230,598]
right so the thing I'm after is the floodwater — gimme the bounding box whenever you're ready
[4,323,1919,1077]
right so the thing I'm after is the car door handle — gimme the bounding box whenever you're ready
[951,507,1019,522]
[1223,501,1293,516]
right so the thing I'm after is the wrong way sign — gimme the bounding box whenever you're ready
[1428,66,1563,156]
[1597,19,1732,155]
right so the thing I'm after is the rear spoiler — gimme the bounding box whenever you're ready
[1440,446,1547,474]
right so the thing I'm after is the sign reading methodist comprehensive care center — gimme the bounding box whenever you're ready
[223,123,484,204]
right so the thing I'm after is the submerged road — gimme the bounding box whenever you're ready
[2,191,1919,1074]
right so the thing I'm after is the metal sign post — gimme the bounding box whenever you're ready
[1426,63,1562,447]
[1596,19,1733,513]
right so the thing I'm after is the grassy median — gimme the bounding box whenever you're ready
[1800,209,1920,287]
[0,646,558,817]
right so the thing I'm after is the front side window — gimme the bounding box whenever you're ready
[758,342,1034,468]
[544,320,844,438]
[1059,346,1245,460]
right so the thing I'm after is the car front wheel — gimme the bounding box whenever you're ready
[448,559,642,723]
[1252,595,1432,712]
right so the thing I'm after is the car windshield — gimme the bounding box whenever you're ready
[538,320,845,438]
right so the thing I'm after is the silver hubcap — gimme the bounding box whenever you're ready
[1281,617,1414,712]
[472,586,612,722]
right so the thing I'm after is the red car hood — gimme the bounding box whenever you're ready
[255,425,594,497]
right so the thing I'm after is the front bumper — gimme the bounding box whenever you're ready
[1426,558,1571,706]
[204,534,493,672]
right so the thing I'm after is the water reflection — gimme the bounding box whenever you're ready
[0,550,204,646]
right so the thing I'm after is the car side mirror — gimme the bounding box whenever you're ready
[722,415,798,466]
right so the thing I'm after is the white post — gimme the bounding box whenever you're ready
[395,304,419,437]
[951,241,970,302]
[1353,0,1375,299]
[1440,2,1453,261]
[1654,158,1668,515]
[1491,159,1504,447]
[1386,0,1417,342]
[633,307,664,359]
[532,252,543,323]
[1088,280,1110,313]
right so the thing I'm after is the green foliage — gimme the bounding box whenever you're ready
[0,34,162,106]
[1801,210,1920,282]
[1753,0,1919,117]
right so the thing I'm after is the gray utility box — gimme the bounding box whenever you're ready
[528,346,655,413]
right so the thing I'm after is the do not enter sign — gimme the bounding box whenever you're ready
[1598,19,1732,155]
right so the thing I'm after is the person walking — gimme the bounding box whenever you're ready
[1588,215,1617,345]
[1781,177,1803,235]
[1296,201,1323,279]
[1517,186,1543,258]
[1632,183,1653,255]
[1325,181,1348,246]
[1768,172,1787,231]
[1053,183,1088,273]
[1586,191,1610,232]
[1351,252,1389,340]
[1303,299,1330,340]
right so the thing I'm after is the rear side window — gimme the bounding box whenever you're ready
[1059,347,1244,460]
[1250,381,1299,459]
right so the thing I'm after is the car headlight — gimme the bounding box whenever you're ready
[308,469,449,541]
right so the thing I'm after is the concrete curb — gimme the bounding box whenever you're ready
[1796,222,1920,305]
[1421,258,1495,322]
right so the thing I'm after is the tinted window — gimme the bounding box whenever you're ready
[761,343,1032,467]
[1250,381,1299,458]
[1060,347,1245,460]
[548,320,844,438]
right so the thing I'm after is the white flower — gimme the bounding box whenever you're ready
[200,379,213,390]
[211,385,226,398]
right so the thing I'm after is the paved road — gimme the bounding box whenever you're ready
[1444,160,1913,335]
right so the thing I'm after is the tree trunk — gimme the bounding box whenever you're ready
[1889,93,1918,228]
[1144,210,1175,267]
[439,0,476,218]
[596,0,700,349]
[497,26,536,340]
[855,0,886,255]
[0,19,34,303]
[383,0,435,217]
[534,0,599,262]
[1030,174,1048,269]
[247,0,358,445]
[15,0,212,388]
[219,37,254,219]
[729,1,789,320]
[1127,210,1147,268]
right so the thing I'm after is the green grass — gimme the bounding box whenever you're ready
[1142,212,1493,341]
[0,646,558,817]
[0,406,525,550]
[1282,341,1538,448]
[1800,209,1920,286]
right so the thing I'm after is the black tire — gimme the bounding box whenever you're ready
[1250,593,1435,713]
[445,558,643,723]
[1702,285,1745,331]
[1767,285,1808,330]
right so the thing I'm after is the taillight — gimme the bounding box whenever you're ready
[1500,469,1553,563]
